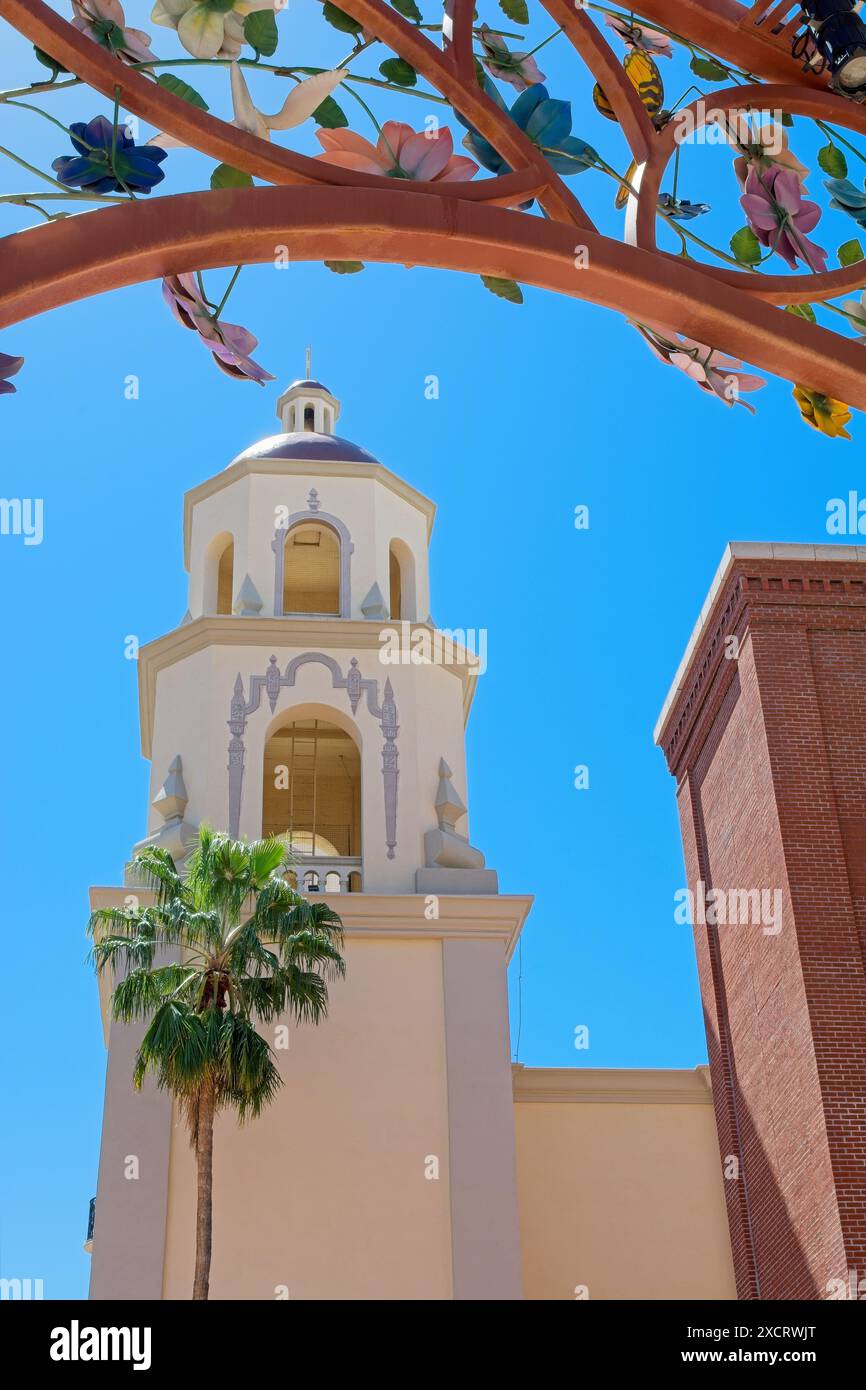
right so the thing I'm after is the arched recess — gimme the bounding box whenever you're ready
[282,520,340,616]
[389,539,416,622]
[261,703,363,890]
[227,655,398,859]
[204,531,234,616]
[272,508,353,618]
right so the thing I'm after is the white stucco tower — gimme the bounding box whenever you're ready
[134,373,499,896]
[88,376,532,1301]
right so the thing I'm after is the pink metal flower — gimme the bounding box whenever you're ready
[640,326,766,412]
[315,122,477,182]
[71,0,154,66]
[740,165,827,272]
[732,121,810,192]
[605,14,672,59]
[477,24,546,92]
[162,274,274,384]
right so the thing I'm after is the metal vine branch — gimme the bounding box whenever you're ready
[3,0,866,436]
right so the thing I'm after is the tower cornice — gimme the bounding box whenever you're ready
[136,617,480,757]
[654,541,866,780]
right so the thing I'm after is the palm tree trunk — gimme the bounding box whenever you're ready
[192,1084,216,1300]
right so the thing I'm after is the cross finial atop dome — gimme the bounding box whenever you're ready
[275,369,340,435]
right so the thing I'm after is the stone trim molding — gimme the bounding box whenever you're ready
[272,504,354,619]
[512,1064,713,1105]
[227,651,399,858]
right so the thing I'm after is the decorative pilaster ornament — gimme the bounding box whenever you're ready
[227,673,247,837]
[380,676,399,859]
[229,674,247,733]
[347,656,362,714]
[421,754,487,874]
[307,487,320,512]
[266,654,281,712]
[180,610,193,626]
[361,581,389,620]
[233,573,263,617]
[153,754,189,823]
[434,757,467,832]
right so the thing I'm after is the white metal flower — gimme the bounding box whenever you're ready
[151,0,275,61]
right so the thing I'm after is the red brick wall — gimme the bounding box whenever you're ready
[659,554,866,1299]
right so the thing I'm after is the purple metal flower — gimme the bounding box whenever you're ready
[740,165,827,272]
[0,351,24,397]
[477,24,546,92]
[162,274,274,384]
[52,115,166,194]
[640,325,766,413]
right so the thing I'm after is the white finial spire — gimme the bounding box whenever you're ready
[305,345,312,379]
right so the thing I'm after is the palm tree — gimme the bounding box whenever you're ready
[88,825,345,1300]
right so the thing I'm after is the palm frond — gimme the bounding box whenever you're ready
[127,845,184,904]
[112,965,200,1023]
[93,823,345,1128]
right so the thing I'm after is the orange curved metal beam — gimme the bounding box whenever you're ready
[325,0,590,225]
[443,0,476,82]
[1,183,865,408]
[539,0,657,164]
[0,0,590,228]
[634,0,824,86]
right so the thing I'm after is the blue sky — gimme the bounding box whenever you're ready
[1,4,861,1298]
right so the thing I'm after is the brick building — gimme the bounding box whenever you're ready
[655,543,866,1300]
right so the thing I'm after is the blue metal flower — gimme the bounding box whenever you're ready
[456,81,597,179]
[657,193,711,220]
[52,115,167,194]
[825,176,866,227]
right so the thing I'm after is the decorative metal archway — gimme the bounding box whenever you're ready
[3,0,866,427]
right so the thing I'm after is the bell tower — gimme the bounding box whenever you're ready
[88,374,531,1301]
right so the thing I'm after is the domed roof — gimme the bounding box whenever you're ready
[286,378,332,394]
[231,430,380,467]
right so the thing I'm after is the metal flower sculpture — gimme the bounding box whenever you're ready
[2,0,866,438]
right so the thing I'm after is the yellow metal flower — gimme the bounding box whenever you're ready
[793,385,852,439]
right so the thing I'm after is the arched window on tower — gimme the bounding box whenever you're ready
[303,405,315,431]
[283,522,340,615]
[262,718,361,890]
[217,541,234,615]
[204,532,234,615]
[389,548,402,621]
[389,539,416,622]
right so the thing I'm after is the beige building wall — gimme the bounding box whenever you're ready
[162,936,453,1300]
[90,892,530,1302]
[514,1067,736,1300]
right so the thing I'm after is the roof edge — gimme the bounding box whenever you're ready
[653,541,866,745]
